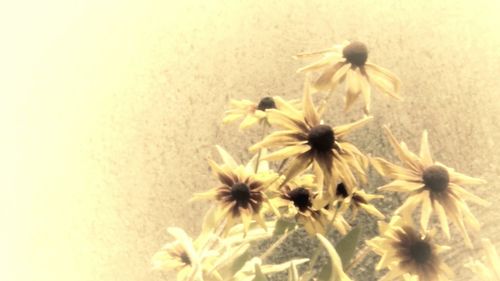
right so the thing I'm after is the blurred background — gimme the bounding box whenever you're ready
[1,0,500,280]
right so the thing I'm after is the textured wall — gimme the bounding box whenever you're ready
[3,0,500,280]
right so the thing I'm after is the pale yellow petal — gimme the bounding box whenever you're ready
[262,144,311,161]
[216,145,238,168]
[449,183,490,207]
[239,115,259,130]
[419,130,433,166]
[314,62,349,91]
[302,77,320,126]
[378,180,424,192]
[334,116,373,138]
[360,71,372,114]
[281,153,313,186]
[419,192,432,231]
[434,201,450,239]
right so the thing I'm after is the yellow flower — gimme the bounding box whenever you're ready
[465,238,500,280]
[193,146,278,235]
[371,126,489,247]
[272,174,351,235]
[335,182,385,219]
[250,79,371,194]
[367,216,453,281]
[152,227,206,281]
[223,97,276,130]
[295,40,401,113]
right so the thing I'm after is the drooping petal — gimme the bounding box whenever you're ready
[365,63,401,99]
[433,201,450,239]
[296,53,342,73]
[281,153,314,186]
[249,130,307,152]
[261,144,311,161]
[449,183,490,207]
[314,62,349,91]
[344,69,361,112]
[378,180,424,192]
[360,72,372,114]
[419,192,432,231]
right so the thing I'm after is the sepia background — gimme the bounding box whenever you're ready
[2,0,500,280]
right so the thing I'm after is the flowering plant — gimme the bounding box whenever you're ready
[152,40,493,281]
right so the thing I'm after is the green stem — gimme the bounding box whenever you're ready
[318,88,335,116]
[259,228,298,262]
[254,123,268,173]
[345,244,369,272]
[308,202,341,272]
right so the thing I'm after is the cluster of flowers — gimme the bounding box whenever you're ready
[153,41,498,281]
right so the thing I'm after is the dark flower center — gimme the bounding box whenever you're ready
[180,251,191,265]
[288,187,312,211]
[409,240,432,264]
[342,41,368,67]
[231,183,251,206]
[423,165,449,193]
[308,125,335,152]
[257,96,276,111]
[335,183,349,198]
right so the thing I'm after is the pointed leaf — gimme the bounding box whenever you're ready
[335,226,362,268]
[253,262,269,281]
[273,218,296,237]
[230,250,251,275]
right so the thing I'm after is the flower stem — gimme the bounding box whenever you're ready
[254,122,268,173]
[259,228,298,262]
[345,244,369,272]
[308,202,341,272]
[318,88,335,116]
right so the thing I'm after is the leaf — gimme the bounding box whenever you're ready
[252,263,269,281]
[273,218,296,236]
[335,226,362,268]
[317,227,362,280]
[315,233,352,281]
[230,250,251,276]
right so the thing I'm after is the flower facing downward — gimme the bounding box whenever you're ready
[367,216,453,281]
[295,41,401,113]
[223,96,278,130]
[371,127,489,247]
[250,80,371,194]
[152,227,204,281]
[335,182,385,220]
[272,175,350,235]
[193,146,278,235]
[465,238,500,280]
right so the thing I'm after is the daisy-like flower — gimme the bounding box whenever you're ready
[371,127,489,247]
[295,40,401,113]
[465,238,500,280]
[367,216,453,281]
[335,182,385,220]
[272,174,351,235]
[193,146,279,235]
[250,79,371,194]
[152,227,207,281]
[223,97,278,130]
